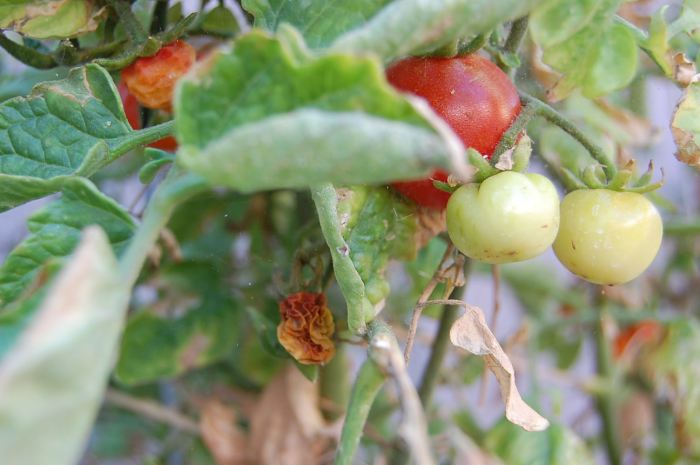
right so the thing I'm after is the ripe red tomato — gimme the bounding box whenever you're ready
[121,40,195,111]
[386,54,521,209]
[117,82,178,152]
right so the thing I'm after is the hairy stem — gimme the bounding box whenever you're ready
[498,17,529,75]
[522,93,618,180]
[334,348,386,465]
[491,100,537,164]
[118,167,207,287]
[0,33,57,69]
[106,0,149,44]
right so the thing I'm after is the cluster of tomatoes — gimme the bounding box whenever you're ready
[119,40,662,286]
[386,55,663,286]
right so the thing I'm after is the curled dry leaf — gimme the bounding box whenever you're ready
[250,366,331,465]
[415,206,447,249]
[200,400,250,465]
[449,304,549,432]
[277,292,335,365]
[673,53,699,87]
[672,82,700,168]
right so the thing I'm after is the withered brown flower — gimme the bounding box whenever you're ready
[277,292,335,365]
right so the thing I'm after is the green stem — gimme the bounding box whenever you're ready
[418,261,472,406]
[320,347,351,421]
[334,343,387,465]
[112,121,175,157]
[106,0,149,44]
[498,17,529,75]
[0,33,57,69]
[491,101,537,164]
[522,93,617,180]
[118,167,207,286]
[664,220,700,236]
[595,311,623,465]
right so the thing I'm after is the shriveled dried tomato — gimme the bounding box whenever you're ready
[277,292,335,365]
[121,40,195,111]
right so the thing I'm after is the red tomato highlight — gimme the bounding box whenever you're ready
[386,54,521,209]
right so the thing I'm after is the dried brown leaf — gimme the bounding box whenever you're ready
[673,53,700,87]
[449,305,549,432]
[200,400,250,465]
[250,366,330,465]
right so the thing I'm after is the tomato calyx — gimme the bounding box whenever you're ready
[571,159,665,194]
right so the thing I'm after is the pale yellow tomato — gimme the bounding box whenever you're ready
[553,189,663,285]
[446,171,560,264]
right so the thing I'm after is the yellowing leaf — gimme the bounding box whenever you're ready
[0,0,107,39]
[672,82,700,168]
[449,304,549,432]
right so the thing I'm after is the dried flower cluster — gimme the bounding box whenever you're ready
[277,292,335,365]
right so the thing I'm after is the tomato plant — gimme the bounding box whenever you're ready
[387,54,521,209]
[553,189,663,285]
[446,171,559,264]
[0,2,697,465]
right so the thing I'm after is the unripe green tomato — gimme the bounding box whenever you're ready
[446,171,560,264]
[553,189,663,285]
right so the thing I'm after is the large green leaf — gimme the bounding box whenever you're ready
[115,262,242,385]
[329,0,539,62]
[174,28,467,192]
[530,0,638,101]
[484,420,596,465]
[0,178,135,308]
[0,64,140,211]
[0,227,130,465]
[337,186,417,305]
[242,0,391,48]
[0,0,106,39]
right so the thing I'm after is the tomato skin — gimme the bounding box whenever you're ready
[117,82,178,152]
[446,171,560,264]
[553,190,663,285]
[121,40,195,111]
[391,170,451,210]
[387,55,521,209]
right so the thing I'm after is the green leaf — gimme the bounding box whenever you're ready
[242,0,391,48]
[484,420,596,465]
[329,0,540,62]
[0,0,107,39]
[0,178,135,309]
[672,82,700,168]
[201,4,240,36]
[114,262,242,385]
[0,227,130,465]
[531,0,638,100]
[175,28,464,192]
[668,0,700,41]
[337,186,417,305]
[0,64,139,211]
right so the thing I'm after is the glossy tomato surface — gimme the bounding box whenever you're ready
[117,82,178,152]
[121,40,195,111]
[553,190,663,285]
[446,171,559,264]
[387,55,521,209]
